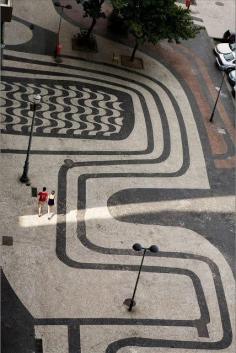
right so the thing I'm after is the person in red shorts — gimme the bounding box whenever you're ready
[185,0,191,10]
[38,187,48,217]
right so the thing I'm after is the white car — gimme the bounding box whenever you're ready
[214,42,236,55]
[216,50,236,70]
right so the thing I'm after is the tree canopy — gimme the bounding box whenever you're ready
[77,0,105,37]
[111,0,200,59]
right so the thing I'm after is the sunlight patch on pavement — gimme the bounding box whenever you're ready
[19,214,58,227]
[18,196,234,228]
[110,195,235,218]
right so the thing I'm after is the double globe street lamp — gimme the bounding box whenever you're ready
[20,94,41,185]
[124,243,159,312]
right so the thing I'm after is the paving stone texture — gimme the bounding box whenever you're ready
[1,1,235,353]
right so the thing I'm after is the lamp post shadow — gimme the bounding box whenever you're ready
[124,243,159,312]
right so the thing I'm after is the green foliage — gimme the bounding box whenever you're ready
[111,0,128,11]
[77,0,105,20]
[108,10,129,36]
[111,0,200,46]
[77,0,105,37]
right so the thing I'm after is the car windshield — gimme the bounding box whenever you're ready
[229,43,236,51]
[224,52,234,61]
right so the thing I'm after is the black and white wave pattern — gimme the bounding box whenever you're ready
[0,81,127,138]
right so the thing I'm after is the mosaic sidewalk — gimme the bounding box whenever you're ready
[1,1,235,353]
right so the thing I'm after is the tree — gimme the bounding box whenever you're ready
[111,0,200,61]
[77,0,105,39]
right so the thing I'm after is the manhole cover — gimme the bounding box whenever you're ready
[31,187,37,197]
[215,1,224,6]
[2,236,13,246]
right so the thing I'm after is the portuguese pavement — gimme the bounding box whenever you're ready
[1,1,235,353]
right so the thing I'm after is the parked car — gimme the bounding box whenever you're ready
[228,69,236,87]
[215,50,236,70]
[214,42,236,55]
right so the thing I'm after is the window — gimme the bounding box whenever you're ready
[224,53,234,61]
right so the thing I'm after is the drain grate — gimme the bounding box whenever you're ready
[31,187,38,197]
[35,339,43,353]
[2,236,13,246]
[215,1,224,6]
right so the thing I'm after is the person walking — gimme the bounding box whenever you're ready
[185,0,191,10]
[38,187,48,217]
[48,190,55,220]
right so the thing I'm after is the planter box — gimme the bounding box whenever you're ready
[121,55,144,70]
[72,32,98,53]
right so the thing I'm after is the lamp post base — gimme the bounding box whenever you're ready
[55,56,62,64]
[55,43,63,64]
[20,163,30,184]
[20,174,30,185]
[209,113,214,123]
[123,298,136,311]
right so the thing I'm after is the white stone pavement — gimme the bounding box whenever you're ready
[189,0,235,38]
[1,48,235,352]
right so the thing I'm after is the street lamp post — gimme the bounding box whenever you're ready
[209,70,226,123]
[1,22,5,68]
[54,2,72,63]
[20,94,41,185]
[124,243,159,312]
